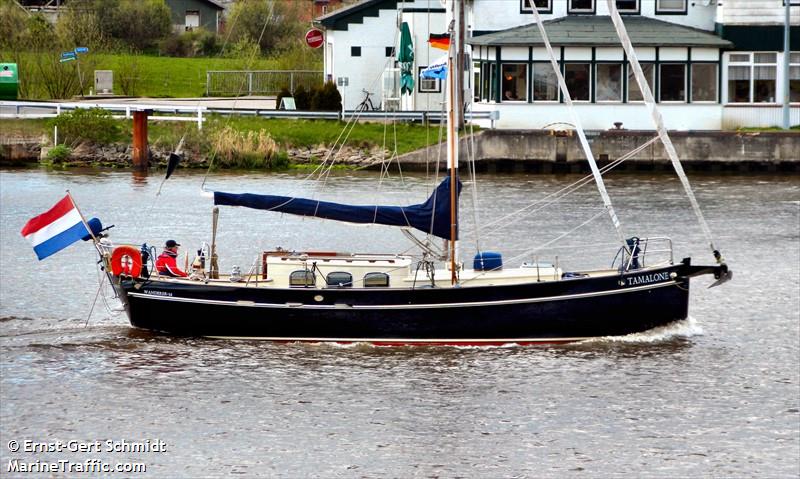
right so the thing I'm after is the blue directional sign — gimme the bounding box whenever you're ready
[75,47,89,54]
[61,51,77,59]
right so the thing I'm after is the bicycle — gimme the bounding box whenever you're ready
[356,89,381,111]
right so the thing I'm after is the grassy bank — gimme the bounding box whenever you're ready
[2,51,320,99]
[0,116,446,167]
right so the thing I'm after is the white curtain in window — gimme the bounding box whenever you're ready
[790,66,800,80]
[754,66,776,80]
[728,66,750,81]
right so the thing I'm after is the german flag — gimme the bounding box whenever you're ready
[428,33,450,51]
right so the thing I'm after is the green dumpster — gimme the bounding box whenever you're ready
[0,63,19,100]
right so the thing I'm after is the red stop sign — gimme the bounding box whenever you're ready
[305,29,324,49]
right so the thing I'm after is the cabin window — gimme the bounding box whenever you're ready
[290,270,316,287]
[351,46,361,57]
[564,63,591,101]
[615,0,639,13]
[656,0,686,13]
[520,0,551,12]
[418,66,441,93]
[385,47,395,57]
[501,63,527,101]
[532,62,558,101]
[791,53,800,103]
[326,271,353,288]
[364,272,390,288]
[568,0,594,13]
[595,63,623,102]
[659,64,686,102]
[727,52,778,103]
[627,63,655,102]
[691,63,718,102]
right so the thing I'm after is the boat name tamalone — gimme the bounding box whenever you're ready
[143,290,173,297]
[625,272,671,286]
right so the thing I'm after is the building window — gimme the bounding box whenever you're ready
[418,66,441,93]
[564,63,591,101]
[501,63,527,101]
[474,62,481,101]
[520,0,552,12]
[615,0,639,12]
[691,63,718,102]
[753,53,777,103]
[351,46,361,57]
[185,10,200,31]
[568,0,594,13]
[489,63,498,101]
[533,62,559,101]
[656,0,686,13]
[791,52,800,103]
[385,47,395,57]
[596,63,623,102]
[727,52,778,103]
[659,64,686,102]
[627,63,655,102]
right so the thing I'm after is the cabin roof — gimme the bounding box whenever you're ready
[469,16,733,48]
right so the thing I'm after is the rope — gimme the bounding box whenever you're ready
[607,0,721,261]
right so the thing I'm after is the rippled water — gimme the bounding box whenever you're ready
[1,168,798,478]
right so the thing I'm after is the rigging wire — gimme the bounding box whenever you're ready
[466,136,659,236]
[606,0,722,262]
[529,5,627,248]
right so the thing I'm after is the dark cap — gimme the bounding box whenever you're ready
[165,240,180,248]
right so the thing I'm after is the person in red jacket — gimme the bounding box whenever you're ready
[155,240,188,277]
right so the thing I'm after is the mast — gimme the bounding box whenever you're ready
[448,0,460,284]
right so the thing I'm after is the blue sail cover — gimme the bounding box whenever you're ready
[214,177,461,240]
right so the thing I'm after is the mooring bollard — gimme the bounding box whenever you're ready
[132,110,150,170]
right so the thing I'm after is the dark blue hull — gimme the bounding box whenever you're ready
[117,259,721,344]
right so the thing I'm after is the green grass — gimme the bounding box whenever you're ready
[3,52,319,99]
[2,117,448,161]
[736,125,800,132]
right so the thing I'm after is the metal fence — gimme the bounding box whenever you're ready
[206,70,323,96]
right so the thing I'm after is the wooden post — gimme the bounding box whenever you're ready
[132,110,149,170]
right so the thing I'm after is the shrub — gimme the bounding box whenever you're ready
[212,126,283,169]
[311,81,342,111]
[49,108,123,145]
[46,144,72,163]
[160,29,219,57]
[293,85,310,110]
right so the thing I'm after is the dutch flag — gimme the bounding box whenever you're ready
[20,195,91,260]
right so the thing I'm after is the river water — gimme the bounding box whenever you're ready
[1,168,798,478]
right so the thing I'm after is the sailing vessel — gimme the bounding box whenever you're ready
[98,1,730,345]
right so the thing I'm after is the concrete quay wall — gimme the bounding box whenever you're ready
[397,130,800,173]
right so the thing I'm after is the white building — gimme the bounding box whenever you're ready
[318,0,799,130]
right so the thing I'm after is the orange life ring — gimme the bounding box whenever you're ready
[110,246,143,277]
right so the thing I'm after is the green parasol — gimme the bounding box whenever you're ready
[398,22,414,95]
